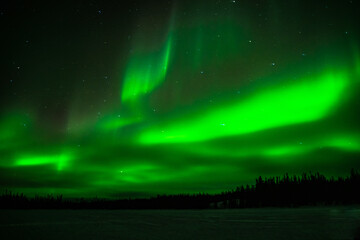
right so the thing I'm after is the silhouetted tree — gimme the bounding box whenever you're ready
[1,169,359,209]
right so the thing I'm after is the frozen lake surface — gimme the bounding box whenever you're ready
[1,207,360,239]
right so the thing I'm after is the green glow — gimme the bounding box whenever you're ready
[326,136,360,151]
[117,164,162,183]
[179,133,360,159]
[2,1,360,198]
[263,135,360,159]
[15,153,72,171]
[98,116,141,131]
[92,163,231,188]
[0,112,32,141]
[121,35,172,102]
[163,36,172,73]
[351,42,360,79]
[139,70,349,144]
[263,146,303,157]
[355,50,360,79]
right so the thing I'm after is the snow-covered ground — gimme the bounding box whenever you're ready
[1,207,359,239]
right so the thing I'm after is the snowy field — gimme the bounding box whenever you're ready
[1,207,360,239]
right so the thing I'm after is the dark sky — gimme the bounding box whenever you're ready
[1,0,360,198]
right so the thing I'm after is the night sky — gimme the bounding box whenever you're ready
[1,0,360,198]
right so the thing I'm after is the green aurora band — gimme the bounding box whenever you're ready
[1,1,360,198]
[139,70,349,144]
[121,26,173,103]
[15,153,72,171]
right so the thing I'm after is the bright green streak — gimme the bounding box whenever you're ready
[15,153,72,171]
[326,136,360,151]
[264,135,360,157]
[121,36,172,103]
[139,70,348,144]
[178,133,360,159]
[163,36,171,73]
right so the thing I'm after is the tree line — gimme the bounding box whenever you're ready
[1,169,359,209]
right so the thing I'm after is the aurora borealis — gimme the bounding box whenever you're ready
[1,0,360,198]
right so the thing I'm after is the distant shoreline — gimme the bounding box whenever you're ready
[2,169,360,210]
